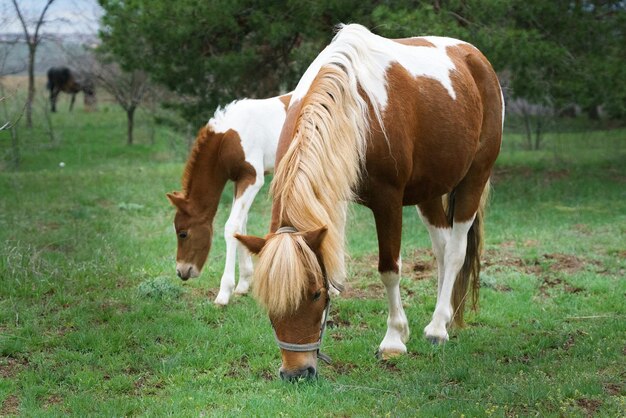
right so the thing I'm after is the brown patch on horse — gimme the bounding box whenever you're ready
[362,62,482,208]
[181,126,256,207]
[393,37,436,48]
[278,93,291,111]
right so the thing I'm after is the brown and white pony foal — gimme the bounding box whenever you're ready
[237,24,503,380]
[167,94,290,305]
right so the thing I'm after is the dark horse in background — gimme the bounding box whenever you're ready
[46,67,95,112]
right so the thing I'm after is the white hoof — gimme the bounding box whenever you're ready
[234,280,250,295]
[423,321,449,344]
[214,291,231,306]
[377,341,407,360]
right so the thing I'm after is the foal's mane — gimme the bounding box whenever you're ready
[255,24,388,315]
[181,100,243,197]
[181,126,214,197]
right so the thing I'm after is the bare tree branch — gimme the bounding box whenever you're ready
[11,0,30,45]
[92,54,153,144]
[34,1,59,43]
[10,0,57,128]
[0,86,27,132]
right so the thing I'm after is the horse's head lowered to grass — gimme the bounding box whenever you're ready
[237,226,331,380]
[166,190,213,280]
[166,126,235,280]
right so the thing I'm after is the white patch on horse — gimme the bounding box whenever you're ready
[208,97,287,172]
[291,25,463,112]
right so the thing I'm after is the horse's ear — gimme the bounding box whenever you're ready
[166,191,189,213]
[235,234,266,255]
[302,226,328,253]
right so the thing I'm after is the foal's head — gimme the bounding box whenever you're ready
[166,191,213,280]
[237,227,329,380]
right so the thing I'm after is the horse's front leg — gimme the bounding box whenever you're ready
[69,93,76,111]
[50,90,58,112]
[371,193,409,359]
[214,171,264,305]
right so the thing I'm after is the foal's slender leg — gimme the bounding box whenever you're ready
[371,194,409,358]
[214,168,264,305]
[70,93,76,111]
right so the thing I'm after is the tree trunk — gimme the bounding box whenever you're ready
[521,110,533,150]
[127,106,136,145]
[26,44,35,129]
[534,116,543,150]
[0,83,20,168]
[10,125,20,168]
[586,105,600,120]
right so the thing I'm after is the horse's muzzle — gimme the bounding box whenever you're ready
[279,366,317,381]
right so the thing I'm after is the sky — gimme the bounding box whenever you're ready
[0,0,103,35]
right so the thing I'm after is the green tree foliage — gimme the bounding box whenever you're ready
[98,0,377,124]
[372,0,626,119]
[99,0,626,123]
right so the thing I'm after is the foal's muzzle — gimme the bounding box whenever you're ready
[176,263,198,280]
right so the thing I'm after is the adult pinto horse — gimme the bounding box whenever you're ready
[46,67,95,112]
[167,94,291,305]
[237,24,503,380]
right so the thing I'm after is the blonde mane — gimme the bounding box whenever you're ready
[254,24,388,315]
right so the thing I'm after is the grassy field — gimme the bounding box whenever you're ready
[0,99,625,416]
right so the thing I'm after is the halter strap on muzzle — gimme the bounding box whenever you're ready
[272,298,333,365]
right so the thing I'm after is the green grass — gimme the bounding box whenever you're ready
[1,104,625,416]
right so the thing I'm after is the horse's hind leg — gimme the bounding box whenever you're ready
[422,213,474,343]
[69,93,76,111]
[421,175,490,344]
[417,198,450,300]
[50,89,58,112]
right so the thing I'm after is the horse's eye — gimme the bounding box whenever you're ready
[178,231,188,239]
[313,290,322,301]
